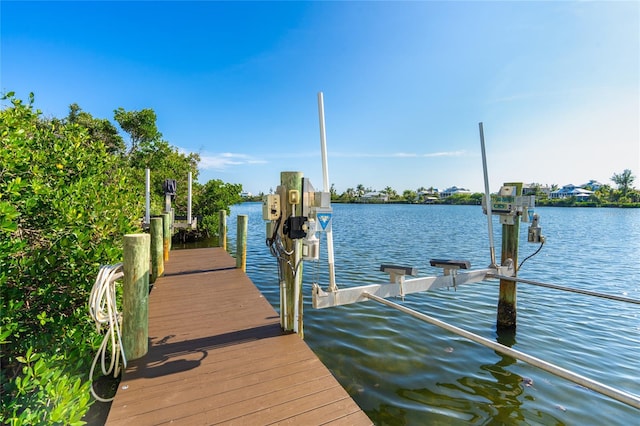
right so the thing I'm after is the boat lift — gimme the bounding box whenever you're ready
[263,93,640,410]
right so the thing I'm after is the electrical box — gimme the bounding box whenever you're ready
[302,239,319,260]
[288,190,300,205]
[482,184,535,220]
[283,216,307,239]
[265,221,274,241]
[262,194,281,221]
[302,218,320,261]
[499,186,517,197]
[527,213,544,243]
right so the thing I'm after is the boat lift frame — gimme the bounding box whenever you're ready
[267,96,640,410]
[312,262,514,309]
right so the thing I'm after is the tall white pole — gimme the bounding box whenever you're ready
[317,92,337,291]
[145,168,151,226]
[479,122,497,267]
[187,172,192,226]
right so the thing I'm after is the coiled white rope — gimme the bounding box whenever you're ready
[88,263,127,402]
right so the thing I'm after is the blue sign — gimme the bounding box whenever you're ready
[316,213,332,231]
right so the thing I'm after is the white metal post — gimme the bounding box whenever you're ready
[145,168,150,226]
[317,92,337,291]
[187,172,192,225]
[479,123,497,267]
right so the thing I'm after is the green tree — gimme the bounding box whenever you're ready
[114,107,162,155]
[611,169,635,198]
[67,103,125,154]
[403,189,418,203]
[194,179,243,236]
[383,186,397,200]
[113,107,200,216]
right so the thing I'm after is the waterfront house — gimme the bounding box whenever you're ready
[440,186,471,198]
[549,184,594,201]
[358,191,389,203]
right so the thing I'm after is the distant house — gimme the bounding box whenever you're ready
[240,191,252,198]
[581,180,603,191]
[440,186,471,198]
[417,188,439,203]
[522,184,551,197]
[358,191,389,203]
[549,184,594,201]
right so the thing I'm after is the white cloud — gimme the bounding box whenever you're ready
[198,152,267,170]
[331,150,467,159]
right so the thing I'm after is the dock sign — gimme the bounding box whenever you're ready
[316,212,332,232]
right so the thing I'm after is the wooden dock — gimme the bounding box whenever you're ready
[105,247,372,425]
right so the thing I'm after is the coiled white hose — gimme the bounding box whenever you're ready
[88,263,127,402]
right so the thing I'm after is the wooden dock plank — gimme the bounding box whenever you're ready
[106,247,371,425]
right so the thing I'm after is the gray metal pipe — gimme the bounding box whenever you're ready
[489,274,640,305]
[364,292,640,410]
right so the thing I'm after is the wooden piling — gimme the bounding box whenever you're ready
[236,214,248,272]
[497,182,522,330]
[122,233,150,361]
[219,210,227,251]
[161,213,171,262]
[149,217,163,283]
[279,171,304,336]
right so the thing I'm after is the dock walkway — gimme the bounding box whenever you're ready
[106,247,371,425]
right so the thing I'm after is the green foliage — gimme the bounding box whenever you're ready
[2,343,93,426]
[68,104,125,155]
[1,93,143,424]
[611,169,635,198]
[441,193,480,205]
[113,107,162,155]
[195,179,243,236]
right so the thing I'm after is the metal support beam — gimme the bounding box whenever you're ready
[312,267,503,309]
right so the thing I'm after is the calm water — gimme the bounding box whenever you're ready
[225,203,639,425]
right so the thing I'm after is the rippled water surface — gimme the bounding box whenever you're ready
[225,203,639,425]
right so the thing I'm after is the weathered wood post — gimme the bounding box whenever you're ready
[279,171,304,336]
[219,210,227,250]
[150,217,164,283]
[122,234,150,360]
[236,215,248,272]
[161,212,171,262]
[497,182,522,330]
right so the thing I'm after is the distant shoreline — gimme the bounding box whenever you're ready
[243,198,639,208]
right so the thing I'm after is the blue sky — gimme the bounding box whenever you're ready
[2,1,638,195]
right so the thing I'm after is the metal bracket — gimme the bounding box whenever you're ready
[380,265,417,300]
[429,259,471,290]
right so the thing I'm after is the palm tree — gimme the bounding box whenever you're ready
[611,169,635,197]
[383,186,397,200]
